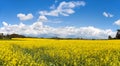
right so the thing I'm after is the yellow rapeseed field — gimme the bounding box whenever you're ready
[0,38,120,66]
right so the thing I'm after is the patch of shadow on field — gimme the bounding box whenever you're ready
[11,44,34,57]
[0,59,4,66]
[27,47,67,66]
[33,47,65,66]
[11,44,78,66]
[11,44,62,65]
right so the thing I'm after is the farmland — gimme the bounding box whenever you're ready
[0,38,120,66]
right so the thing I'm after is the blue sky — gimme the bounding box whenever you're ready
[0,0,119,39]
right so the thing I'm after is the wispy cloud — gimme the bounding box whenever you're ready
[48,19,62,24]
[114,19,120,26]
[103,12,113,18]
[40,1,85,17]
[50,4,56,9]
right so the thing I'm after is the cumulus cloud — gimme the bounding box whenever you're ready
[17,13,33,21]
[53,26,115,39]
[0,21,116,39]
[40,1,85,17]
[114,19,120,26]
[103,12,113,18]
[38,15,48,22]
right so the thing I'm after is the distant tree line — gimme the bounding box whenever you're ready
[0,33,25,39]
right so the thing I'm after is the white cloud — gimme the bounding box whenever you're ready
[38,1,85,24]
[2,21,8,26]
[0,21,116,39]
[17,13,33,21]
[40,1,85,17]
[114,19,120,26]
[50,4,56,9]
[103,12,113,18]
[52,26,116,39]
[38,15,48,22]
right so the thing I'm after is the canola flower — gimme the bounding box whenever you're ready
[0,38,120,66]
